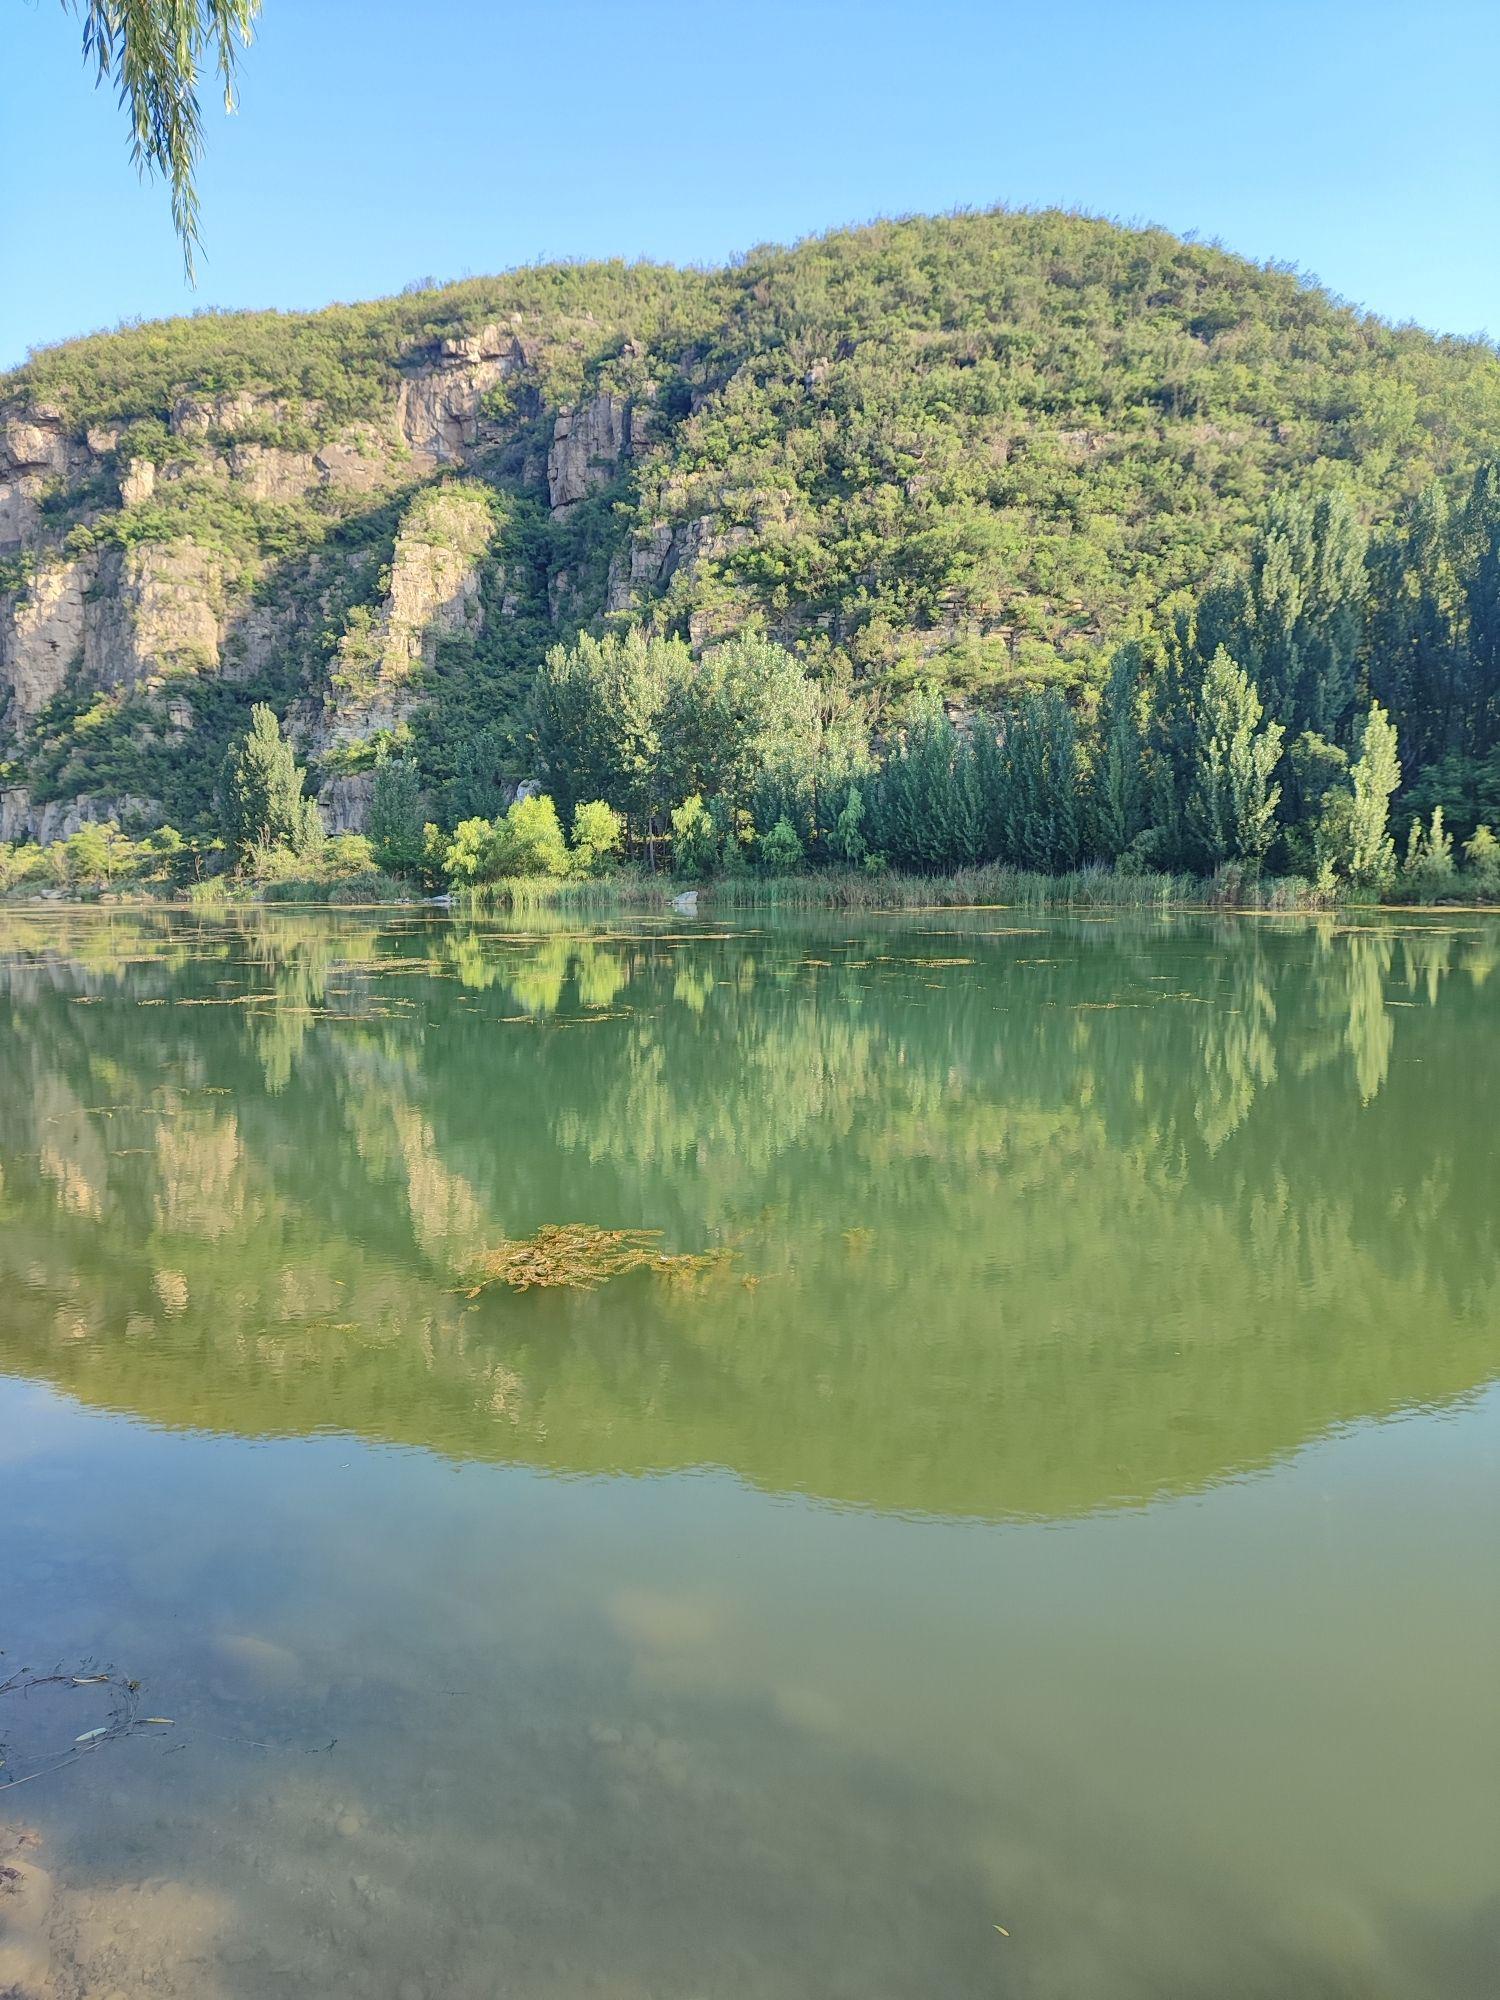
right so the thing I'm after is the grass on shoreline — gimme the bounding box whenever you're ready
[9,859,1494,915]
[466,860,1360,913]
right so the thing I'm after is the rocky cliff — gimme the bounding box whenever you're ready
[4,208,1500,836]
[0,321,640,832]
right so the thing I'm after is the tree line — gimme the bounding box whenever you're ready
[10,459,1500,903]
[388,460,1500,897]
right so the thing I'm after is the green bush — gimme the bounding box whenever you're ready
[670,794,720,878]
[757,816,805,875]
[489,794,570,877]
[570,799,625,876]
[1400,807,1458,900]
[1462,824,1500,898]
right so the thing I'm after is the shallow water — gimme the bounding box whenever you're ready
[0,905,1496,1998]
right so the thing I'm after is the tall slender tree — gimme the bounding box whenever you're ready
[1347,701,1401,889]
[367,758,427,879]
[1197,489,1367,740]
[1092,642,1149,861]
[216,705,323,865]
[1185,650,1284,869]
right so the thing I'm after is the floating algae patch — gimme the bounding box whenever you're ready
[464,1224,734,1295]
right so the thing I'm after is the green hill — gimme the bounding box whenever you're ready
[3,208,1500,839]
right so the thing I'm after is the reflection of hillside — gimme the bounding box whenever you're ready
[0,908,1497,1521]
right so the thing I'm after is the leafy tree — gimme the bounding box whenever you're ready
[1401,805,1457,900]
[1367,482,1466,773]
[708,794,752,874]
[1136,607,1204,868]
[1368,465,1500,779]
[869,708,985,872]
[488,794,571,877]
[1039,688,1085,871]
[1346,702,1401,889]
[1399,747,1500,847]
[657,632,822,816]
[831,784,868,866]
[1092,644,1149,860]
[445,724,512,823]
[1196,489,1367,741]
[532,628,681,843]
[757,817,805,875]
[1462,824,1500,896]
[443,817,498,886]
[420,821,450,892]
[974,690,1085,871]
[1282,732,1349,874]
[570,800,624,876]
[1457,462,1500,758]
[367,758,426,878]
[69,0,261,275]
[216,705,323,865]
[670,795,720,877]
[141,823,188,884]
[65,821,121,889]
[1185,650,1284,869]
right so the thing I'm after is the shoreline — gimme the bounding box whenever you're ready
[5,865,1497,920]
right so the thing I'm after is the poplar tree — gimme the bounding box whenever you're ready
[368,758,427,879]
[1458,463,1500,755]
[1092,643,1149,860]
[216,705,323,865]
[1366,482,1465,772]
[1197,490,1367,740]
[1347,702,1401,889]
[532,628,681,843]
[1185,650,1284,868]
[1041,688,1084,871]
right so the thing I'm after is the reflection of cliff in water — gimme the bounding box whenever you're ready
[0,907,1497,1521]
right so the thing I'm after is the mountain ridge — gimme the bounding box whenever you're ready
[5,206,1500,839]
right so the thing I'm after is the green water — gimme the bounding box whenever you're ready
[0,906,1496,1998]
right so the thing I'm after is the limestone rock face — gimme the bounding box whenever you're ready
[324,486,492,745]
[397,324,534,465]
[0,406,80,549]
[220,442,322,503]
[83,543,225,689]
[317,770,376,834]
[120,457,157,506]
[0,783,35,841]
[0,785,163,843]
[169,389,291,439]
[133,424,396,509]
[311,436,393,493]
[1,317,658,820]
[381,492,489,679]
[547,391,632,512]
[0,556,89,731]
[607,518,690,612]
[1,414,70,476]
[1,539,233,761]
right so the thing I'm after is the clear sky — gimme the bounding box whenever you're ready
[3,0,1498,372]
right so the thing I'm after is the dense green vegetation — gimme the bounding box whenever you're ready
[8,210,1500,896]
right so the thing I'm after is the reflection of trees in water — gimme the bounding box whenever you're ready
[0,909,1497,1518]
[1188,954,1279,1152]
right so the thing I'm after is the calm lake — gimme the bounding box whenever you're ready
[1,906,1496,1998]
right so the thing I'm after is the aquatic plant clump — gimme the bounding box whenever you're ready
[464,1224,732,1294]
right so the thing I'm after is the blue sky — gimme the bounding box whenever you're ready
[3,0,1497,370]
